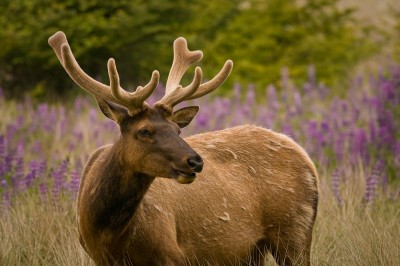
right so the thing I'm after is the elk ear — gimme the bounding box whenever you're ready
[94,95,128,123]
[170,106,199,128]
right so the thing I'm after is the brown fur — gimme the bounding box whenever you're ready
[77,121,318,266]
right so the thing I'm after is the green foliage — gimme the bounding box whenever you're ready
[201,0,378,90]
[393,7,400,61]
[0,0,196,98]
[0,0,379,98]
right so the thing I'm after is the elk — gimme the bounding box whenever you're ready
[48,31,318,266]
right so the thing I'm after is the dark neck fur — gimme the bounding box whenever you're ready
[88,148,154,232]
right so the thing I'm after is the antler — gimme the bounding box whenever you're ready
[155,37,233,113]
[48,31,159,116]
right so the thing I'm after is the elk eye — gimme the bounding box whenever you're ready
[138,128,153,138]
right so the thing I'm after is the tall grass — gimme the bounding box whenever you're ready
[0,193,91,265]
[1,64,399,265]
[312,174,400,265]
[1,171,398,265]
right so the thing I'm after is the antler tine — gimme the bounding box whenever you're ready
[108,59,159,115]
[154,37,204,112]
[155,37,233,113]
[165,37,203,95]
[49,31,159,116]
[157,67,203,110]
[49,31,117,104]
[185,60,233,100]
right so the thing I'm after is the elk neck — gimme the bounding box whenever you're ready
[86,142,155,233]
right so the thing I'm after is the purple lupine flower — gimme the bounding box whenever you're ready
[75,159,83,172]
[92,128,100,140]
[319,121,330,147]
[351,107,360,124]
[73,127,84,143]
[368,121,378,143]
[70,170,81,196]
[30,141,43,158]
[329,97,340,125]
[60,117,67,137]
[351,128,368,163]
[302,82,313,94]
[68,142,77,152]
[2,190,11,210]
[59,159,69,174]
[246,84,256,107]
[381,170,388,196]
[52,159,69,199]
[305,121,319,157]
[12,158,25,190]
[39,182,47,201]
[233,82,242,103]
[266,85,279,111]
[29,160,39,179]
[3,155,13,175]
[15,115,25,129]
[89,108,98,123]
[51,169,61,200]
[282,124,295,139]
[38,160,47,179]
[147,83,165,105]
[38,103,49,117]
[307,121,318,138]
[6,124,18,145]
[14,142,24,162]
[293,90,302,114]
[377,110,395,149]
[213,97,230,130]
[365,161,384,204]
[317,83,330,100]
[59,105,66,120]
[0,135,5,158]
[0,135,6,176]
[255,108,271,128]
[104,120,118,133]
[334,134,344,162]
[331,168,343,205]
[58,159,69,187]
[195,110,210,131]
[379,80,395,103]
[41,107,57,132]
[395,141,400,168]
[1,179,7,189]
[1,183,10,212]
[74,97,85,113]
[25,172,35,188]
[236,104,251,124]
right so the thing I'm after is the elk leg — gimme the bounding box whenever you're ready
[247,240,267,266]
[267,236,311,266]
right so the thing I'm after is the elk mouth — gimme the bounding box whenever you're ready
[171,168,197,184]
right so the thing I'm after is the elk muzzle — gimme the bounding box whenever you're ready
[187,154,203,172]
[172,154,203,184]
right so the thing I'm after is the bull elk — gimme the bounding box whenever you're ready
[48,31,318,266]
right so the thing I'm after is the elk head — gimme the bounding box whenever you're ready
[48,32,233,184]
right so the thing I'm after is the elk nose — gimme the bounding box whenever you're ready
[187,155,203,172]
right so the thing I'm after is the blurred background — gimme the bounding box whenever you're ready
[0,0,399,99]
[1,0,400,265]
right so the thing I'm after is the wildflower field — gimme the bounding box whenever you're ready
[1,64,400,265]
